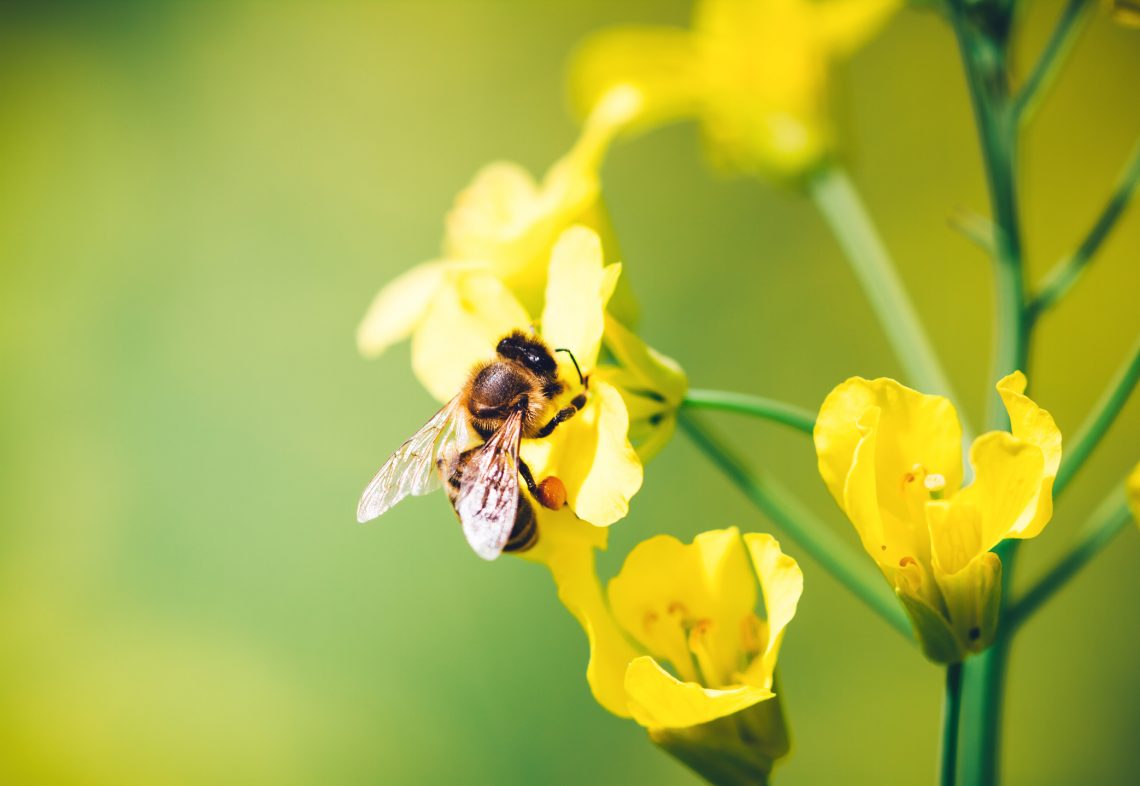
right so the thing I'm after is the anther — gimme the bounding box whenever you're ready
[901,463,927,491]
[899,556,917,569]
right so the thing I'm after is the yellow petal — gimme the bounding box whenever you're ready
[815,0,902,59]
[442,93,635,319]
[557,85,644,181]
[925,498,982,578]
[410,271,531,402]
[356,261,451,358]
[958,431,1048,553]
[628,411,678,464]
[603,314,688,406]
[741,534,803,686]
[816,377,962,565]
[608,528,757,688]
[599,315,688,461]
[933,551,1002,656]
[520,380,642,527]
[540,226,620,376]
[568,26,703,134]
[996,372,1062,539]
[625,656,774,730]
[815,377,963,511]
[996,372,1061,477]
[693,0,831,176]
[519,508,637,718]
[838,405,892,563]
[841,406,935,570]
[443,162,540,268]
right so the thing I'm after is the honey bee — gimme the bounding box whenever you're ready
[356,330,587,560]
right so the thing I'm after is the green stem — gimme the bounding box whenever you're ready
[948,4,1026,785]
[1007,489,1132,631]
[677,410,912,640]
[1027,138,1140,323]
[809,166,972,439]
[682,389,815,434]
[940,662,964,786]
[1054,336,1140,497]
[949,3,1026,429]
[962,634,1012,786]
[1012,0,1092,122]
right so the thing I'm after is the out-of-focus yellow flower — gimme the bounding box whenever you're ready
[814,372,1061,662]
[356,87,642,401]
[1127,464,1140,526]
[525,524,800,782]
[569,0,901,179]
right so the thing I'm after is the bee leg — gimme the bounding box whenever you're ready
[517,458,541,497]
[535,395,586,439]
[502,495,538,553]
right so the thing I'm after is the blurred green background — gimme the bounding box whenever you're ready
[1,2,1137,784]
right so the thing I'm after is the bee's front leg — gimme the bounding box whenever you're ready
[535,393,587,439]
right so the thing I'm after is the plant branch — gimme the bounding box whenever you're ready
[1007,489,1132,631]
[1012,0,1092,122]
[948,3,1025,784]
[677,411,913,640]
[1054,336,1140,497]
[682,389,815,435]
[809,166,974,440]
[1027,138,1140,323]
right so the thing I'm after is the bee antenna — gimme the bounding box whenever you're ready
[554,348,585,387]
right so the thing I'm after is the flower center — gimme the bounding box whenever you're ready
[901,464,948,502]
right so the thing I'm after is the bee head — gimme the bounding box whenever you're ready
[496,330,557,377]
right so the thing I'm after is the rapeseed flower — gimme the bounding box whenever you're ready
[814,372,1061,662]
[526,525,801,784]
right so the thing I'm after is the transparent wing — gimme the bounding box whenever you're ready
[357,395,471,523]
[454,409,523,561]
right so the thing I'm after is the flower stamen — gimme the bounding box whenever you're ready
[924,473,947,500]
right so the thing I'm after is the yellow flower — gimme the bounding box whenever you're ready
[569,0,901,178]
[814,372,1062,662]
[356,87,642,401]
[524,524,801,781]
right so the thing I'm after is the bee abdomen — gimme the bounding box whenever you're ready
[503,494,538,553]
